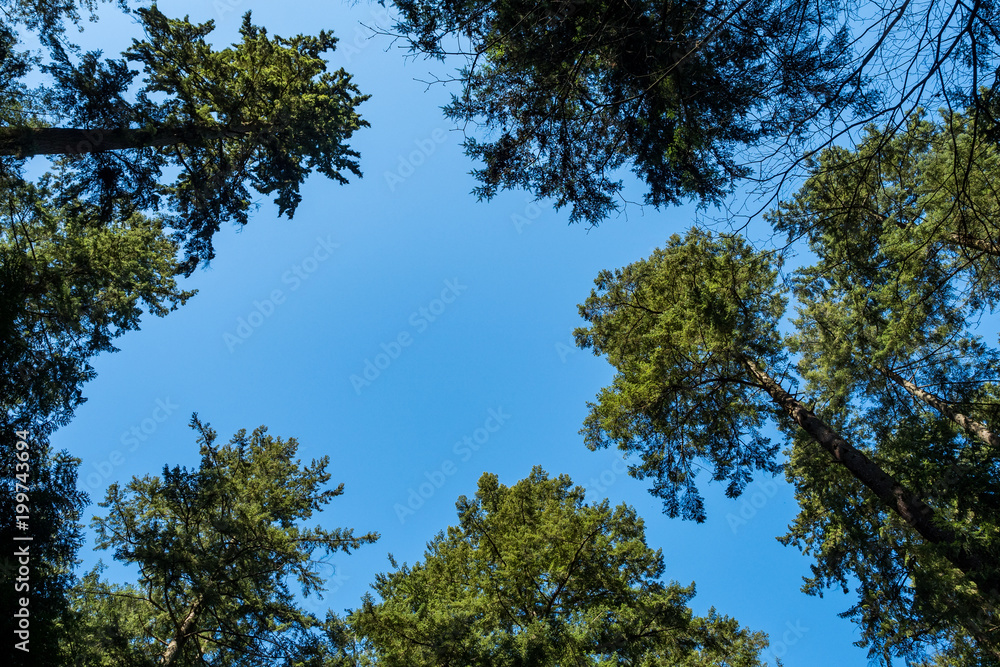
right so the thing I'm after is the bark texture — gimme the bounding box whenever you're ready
[740,356,999,597]
[882,366,1000,449]
[160,596,201,666]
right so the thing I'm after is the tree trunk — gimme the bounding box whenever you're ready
[947,232,1000,257]
[0,124,256,158]
[740,357,999,597]
[881,366,1000,449]
[160,596,201,666]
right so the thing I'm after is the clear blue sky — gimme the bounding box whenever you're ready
[49,1,871,663]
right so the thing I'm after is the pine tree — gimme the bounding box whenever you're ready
[76,416,378,666]
[344,467,769,666]
[574,228,999,663]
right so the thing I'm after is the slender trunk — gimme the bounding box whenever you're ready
[740,357,999,597]
[882,366,1000,448]
[881,211,998,257]
[947,232,1000,257]
[160,596,201,666]
[0,124,256,158]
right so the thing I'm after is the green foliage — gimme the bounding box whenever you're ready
[770,112,1000,665]
[0,174,194,432]
[573,224,1000,663]
[118,7,369,269]
[63,568,160,667]
[387,0,858,223]
[575,229,786,521]
[772,111,1000,322]
[0,127,172,657]
[0,1,128,39]
[0,0,368,531]
[83,416,379,666]
[2,2,368,271]
[1,3,371,662]
[346,467,769,666]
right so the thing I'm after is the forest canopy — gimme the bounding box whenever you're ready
[1,0,999,665]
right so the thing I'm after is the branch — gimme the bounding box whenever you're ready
[740,355,999,599]
[881,365,1000,449]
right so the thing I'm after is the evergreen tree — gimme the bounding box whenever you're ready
[74,416,378,666]
[385,0,1000,223]
[1,1,368,271]
[0,174,193,432]
[344,467,770,666]
[771,111,1000,664]
[574,229,999,663]
[1,5,370,661]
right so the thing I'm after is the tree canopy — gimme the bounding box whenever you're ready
[71,416,378,666]
[3,1,999,664]
[0,0,367,479]
[574,216,1000,662]
[385,0,1000,223]
[1,3,368,272]
[0,4,376,664]
[341,467,770,666]
[0,174,193,434]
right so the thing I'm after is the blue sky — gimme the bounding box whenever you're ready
[48,1,872,663]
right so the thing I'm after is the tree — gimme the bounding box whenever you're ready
[573,229,1000,663]
[0,0,368,518]
[343,467,770,666]
[0,175,192,653]
[0,5,369,661]
[1,8,182,663]
[384,0,1000,223]
[771,110,1000,316]
[1,2,369,272]
[0,174,194,433]
[1,0,367,428]
[76,415,379,666]
[770,112,1000,664]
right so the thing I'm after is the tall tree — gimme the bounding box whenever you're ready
[0,0,369,465]
[75,416,378,666]
[1,3,371,586]
[769,111,1000,664]
[0,174,194,432]
[385,0,859,222]
[1,2,369,271]
[2,6,178,664]
[771,110,1000,317]
[343,467,770,666]
[1,5,370,661]
[574,229,1000,663]
[384,0,1000,223]
[0,170,187,665]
